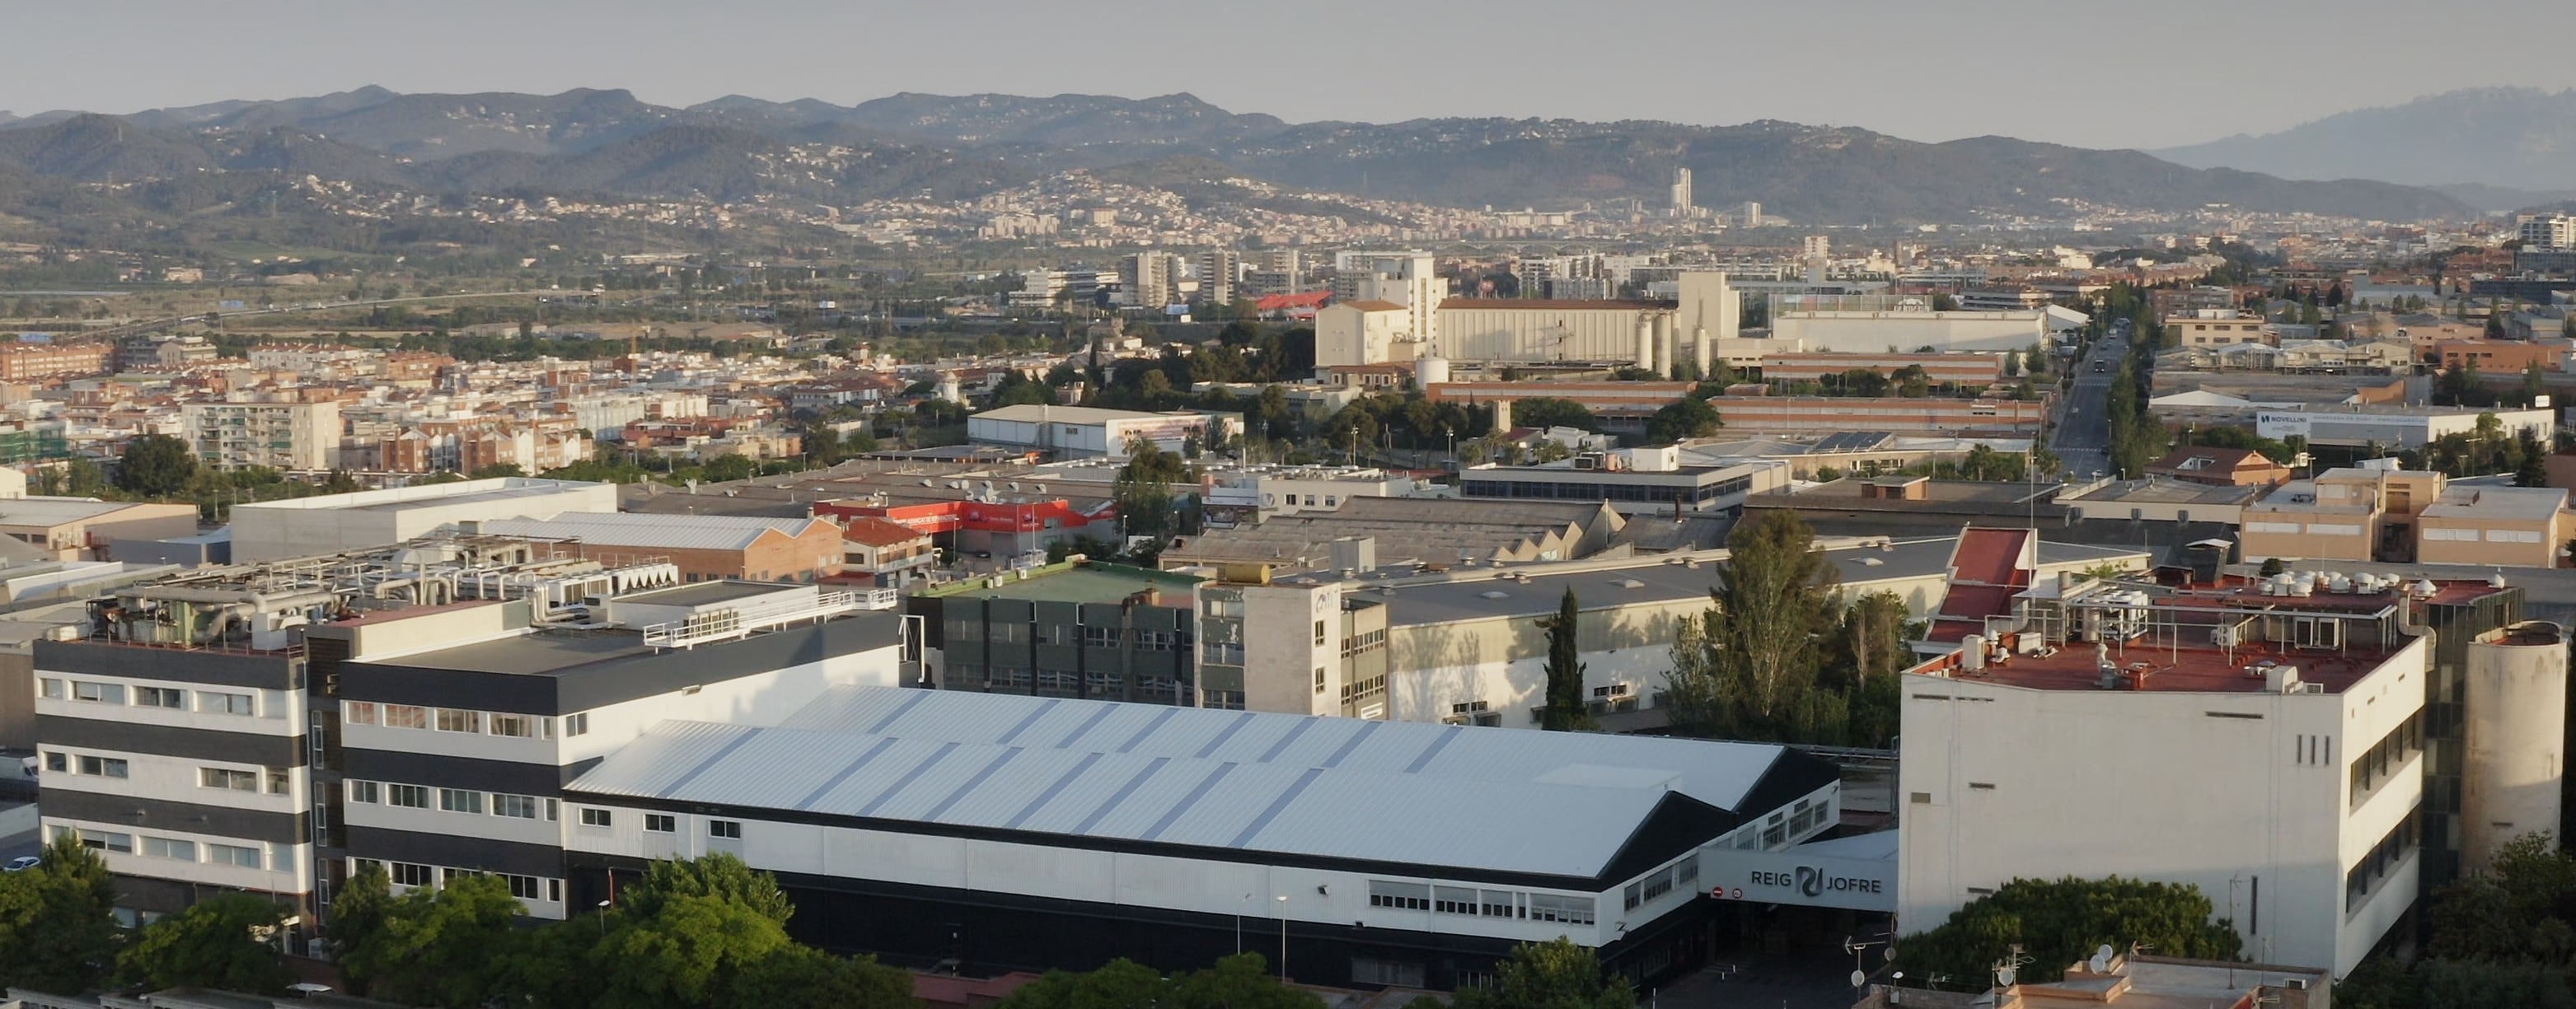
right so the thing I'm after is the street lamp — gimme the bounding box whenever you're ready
[597,899,611,937]
[1235,893,1250,955]
[1275,894,1289,979]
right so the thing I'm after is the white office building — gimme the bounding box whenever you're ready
[1898,572,2561,977]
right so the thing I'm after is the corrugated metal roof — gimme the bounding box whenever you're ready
[479,512,825,552]
[569,686,1798,878]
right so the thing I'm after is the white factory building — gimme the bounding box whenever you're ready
[966,404,1239,460]
[1763,306,2067,354]
[1898,571,2563,978]
[560,684,1844,990]
[227,478,621,563]
[2255,404,2557,450]
[1318,272,1739,376]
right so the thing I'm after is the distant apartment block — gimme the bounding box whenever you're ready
[181,399,342,471]
[0,341,113,382]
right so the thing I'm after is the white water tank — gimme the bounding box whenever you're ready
[1960,634,1986,672]
[2462,622,2570,871]
[1414,354,1451,388]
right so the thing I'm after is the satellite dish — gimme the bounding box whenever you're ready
[1885,946,1899,964]
[2089,945,2114,973]
[1009,482,1021,492]
[1849,969,1866,989]
[920,479,934,487]
[1996,967,2017,988]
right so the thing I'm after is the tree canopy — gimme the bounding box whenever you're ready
[117,432,199,497]
[117,892,297,994]
[1537,587,1596,731]
[0,834,119,996]
[1642,395,1720,444]
[1509,397,1597,432]
[1450,938,1635,1009]
[1894,876,2241,988]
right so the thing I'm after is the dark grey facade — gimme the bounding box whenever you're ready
[914,595,1196,704]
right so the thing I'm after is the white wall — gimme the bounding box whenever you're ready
[563,803,1630,948]
[1770,311,2047,354]
[1897,637,2428,977]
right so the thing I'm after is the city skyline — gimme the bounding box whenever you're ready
[8,0,2576,152]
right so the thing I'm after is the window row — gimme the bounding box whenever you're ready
[345,701,569,738]
[348,780,558,820]
[42,678,259,717]
[1623,856,1699,911]
[2350,712,2424,804]
[355,858,563,903]
[574,808,742,839]
[1367,879,1596,925]
[50,826,265,868]
[42,751,129,779]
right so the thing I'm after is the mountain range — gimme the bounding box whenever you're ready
[0,87,2481,229]
[2152,87,2576,209]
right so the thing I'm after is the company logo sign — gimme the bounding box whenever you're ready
[1747,866,1885,898]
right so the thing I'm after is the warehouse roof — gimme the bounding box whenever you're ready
[971,404,1188,425]
[568,685,1834,885]
[479,512,830,552]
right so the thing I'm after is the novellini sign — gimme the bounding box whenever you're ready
[1702,833,1897,913]
[2255,412,2313,441]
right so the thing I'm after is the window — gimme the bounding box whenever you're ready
[82,831,133,853]
[348,781,380,804]
[435,709,481,733]
[489,714,533,738]
[708,820,742,839]
[504,874,546,900]
[200,768,258,792]
[1367,880,1430,910]
[71,680,124,704]
[1351,959,1426,988]
[564,712,590,736]
[1314,620,1327,646]
[1527,894,1595,926]
[1314,667,1326,694]
[438,789,485,814]
[44,751,64,773]
[384,705,429,729]
[142,837,196,861]
[134,687,184,709]
[579,808,612,828]
[267,767,289,794]
[198,691,254,716]
[1642,867,1675,902]
[343,701,379,725]
[644,814,677,833]
[386,784,429,808]
[546,799,560,821]
[1623,882,1642,911]
[389,862,433,886]
[39,678,61,699]
[492,794,538,819]
[78,755,129,778]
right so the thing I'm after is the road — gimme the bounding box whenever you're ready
[67,289,542,340]
[2052,325,2128,479]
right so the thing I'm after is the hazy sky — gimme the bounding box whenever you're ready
[10,0,2576,150]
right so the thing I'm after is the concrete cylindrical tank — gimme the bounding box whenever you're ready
[1636,316,1656,372]
[1414,354,1451,389]
[2462,620,2570,871]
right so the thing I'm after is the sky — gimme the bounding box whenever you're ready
[8,0,2576,151]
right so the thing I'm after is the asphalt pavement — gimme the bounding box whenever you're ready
[2051,329,2127,479]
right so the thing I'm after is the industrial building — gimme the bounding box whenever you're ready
[1707,395,2053,437]
[559,684,1843,989]
[1761,307,2063,354]
[32,538,904,937]
[1899,570,2555,977]
[227,478,620,563]
[1459,450,1788,516]
[1318,273,1739,377]
[965,404,1234,460]
[2253,404,2555,450]
[475,511,848,584]
[2238,468,2576,568]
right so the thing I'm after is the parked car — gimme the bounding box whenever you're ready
[4,856,40,872]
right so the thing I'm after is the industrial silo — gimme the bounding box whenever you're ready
[2462,620,2570,871]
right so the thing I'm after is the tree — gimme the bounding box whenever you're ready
[1510,397,1597,432]
[118,432,198,497]
[1115,435,1195,549]
[340,872,529,1008]
[588,893,797,1009]
[996,955,1318,1009]
[0,835,119,996]
[995,958,1169,1009]
[1168,953,1324,1009]
[1895,876,2241,988]
[1451,938,1635,1009]
[619,852,794,927]
[328,862,396,996]
[991,371,1058,408]
[722,944,917,1009]
[1929,292,1959,312]
[1665,512,1841,742]
[468,462,527,479]
[1537,588,1596,731]
[701,454,758,483]
[1642,396,1721,444]
[116,892,295,994]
